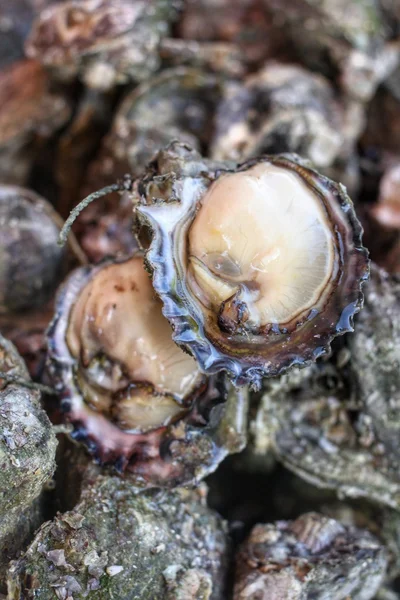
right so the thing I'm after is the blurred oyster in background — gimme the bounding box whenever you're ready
[263,0,400,102]
[212,63,347,166]
[25,0,182,90]
[0,185,67,314]
[0,59,71,185]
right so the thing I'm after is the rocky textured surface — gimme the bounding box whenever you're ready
[234,512,387,600]
[0,334,57,590]
[8,478,230,600]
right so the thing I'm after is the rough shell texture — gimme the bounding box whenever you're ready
[251,265,400,509]
[25,0,181,88]
[0,333,56,590]
[0,498,42,594]
[348,264,400,468]
[0,333,57,516]
[46,256,248,486]
[7,477,230,600]
[234,512,387,600]
[136,143,368,387]
[0,185,66,313]
[0,333,55,590]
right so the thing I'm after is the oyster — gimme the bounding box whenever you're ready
[47,254,247,485]
[7,478,229,600]
[0,185,67,314]
[135,143,369,387]
[263,0,400,102]
[250,265,400,510]
[234,512,387,600]
[0,333,57,590]
[211,62,346,168]
[25,0,180,89]
[77,67,225,262]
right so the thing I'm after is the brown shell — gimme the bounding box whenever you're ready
[135,144,369,388]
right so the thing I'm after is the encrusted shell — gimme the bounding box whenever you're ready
[46,253,247,486]
[135,143,369,388]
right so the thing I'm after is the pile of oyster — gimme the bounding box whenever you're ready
[0,0,399,598]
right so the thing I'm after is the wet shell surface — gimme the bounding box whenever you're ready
[46,253,247,485]
[135,143,369,387]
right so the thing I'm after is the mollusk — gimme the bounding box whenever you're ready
[46,253,247,485]
[135,143,369,388]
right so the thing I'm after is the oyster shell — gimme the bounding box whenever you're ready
[0,334,57,590]
[211,62,346,168]
[47,254,247,485]
[7,479,230,600]
[0,185,67,314]
[76,67,225,262]
[25,0,181,89]
[250,265,400,510]
[234,512,387,600]
[135,143,369,387]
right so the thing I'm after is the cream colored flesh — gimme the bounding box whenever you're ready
[188,163,335,328]
[67,257,201,430]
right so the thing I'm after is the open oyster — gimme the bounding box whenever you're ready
[135,143,369,387]
[47,253,247,485]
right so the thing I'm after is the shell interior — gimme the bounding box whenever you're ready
[137,151,369,387]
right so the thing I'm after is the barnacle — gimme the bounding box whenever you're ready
[136,143,369,387]
[47,253,247,484]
